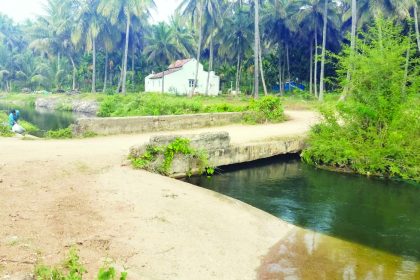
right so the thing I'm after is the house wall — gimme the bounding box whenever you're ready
[145,59,220,96]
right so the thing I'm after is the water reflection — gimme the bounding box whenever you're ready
[0,102,85,135]
[257,228,420,280]
[185,157,420,261]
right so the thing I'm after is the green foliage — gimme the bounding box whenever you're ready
[35,248,86,280]
[46,127,73,139]
[302,19,420,182]
[20,120,39,133]
[97,93,248,117]
[35,248,126,280]
[245,95,284,123]
[130,138,214,176]
[97,266,127,280]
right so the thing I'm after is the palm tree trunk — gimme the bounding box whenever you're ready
[314,27,318,98]
[414,4,420,52]
[340,0,357,101]
[162,71,165,94]
[132,37,135,91]
[319,0,328,102]
[258,37,268,95]
[191,3,204,97]
[121,15,130,94]
[254,0,260,99]
[92,36,96,93]
[69,56,76,91]
[103,50,108,92]
[286,43,291,83]
[205,36,213,96]
[278,46,283,96]
[235,50,241,94]
[309,41,313,96]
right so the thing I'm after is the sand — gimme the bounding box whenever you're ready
[0,110,318,279]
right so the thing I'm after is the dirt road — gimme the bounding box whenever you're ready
[0,110,318,279]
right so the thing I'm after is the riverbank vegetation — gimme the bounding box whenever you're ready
[302,19,420,183]
[130,137,214,176]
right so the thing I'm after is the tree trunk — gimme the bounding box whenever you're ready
[319,0,328,101]
[132,37,135,91]
[414,4,420,52]
[309,41,313,96]
[340,0,357,101]
[121,15,130,94]
[69,56,76,91]
[191,3,204,97]
[254,0,260,99]
[103,50,108,92]
[92,36,96,93]
[205,36,213,96]
[235,50,241,94]
[162,71,165,93]
[278,46,283,96]
[259,37,268,95]
[314,31,318,98]
[286,43,291,83]
[57,52,60,72]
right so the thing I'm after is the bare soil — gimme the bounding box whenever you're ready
[0,110,318,279]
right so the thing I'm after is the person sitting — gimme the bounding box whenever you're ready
[8,109,24,134]
[8,109,19,128]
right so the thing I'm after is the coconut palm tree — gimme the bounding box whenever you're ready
[179,0,223,96]
[254,0,260,99]
[218,2,253,94]
[98,0,155,94]
[72,0,106,93]
[143,22,183,93]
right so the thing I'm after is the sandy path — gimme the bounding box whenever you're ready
[0,110,317,279]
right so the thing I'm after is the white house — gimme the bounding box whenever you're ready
[145,58,220,96]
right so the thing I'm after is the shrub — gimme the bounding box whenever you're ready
[45,127,73,139]
[302,19,420,182]
[245,95,284,123]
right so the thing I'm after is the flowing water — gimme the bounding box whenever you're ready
[0,103,87,136]
[185,156,420,279]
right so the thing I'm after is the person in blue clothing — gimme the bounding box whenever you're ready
[8,109,20,128]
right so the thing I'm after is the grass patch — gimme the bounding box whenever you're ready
[45,127,73,139]
[35,247,127,280]
[97,93,249,117]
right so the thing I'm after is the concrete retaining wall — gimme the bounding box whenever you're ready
[129,132,306,178]
[73,112,248,136]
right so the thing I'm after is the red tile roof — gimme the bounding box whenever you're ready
[150,59,192,79]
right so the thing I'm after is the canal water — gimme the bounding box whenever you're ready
[0,103,84,136]
[185,156,420,279]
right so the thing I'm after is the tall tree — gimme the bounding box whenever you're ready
[98,0,155,94]
[318,0,328,101]
[254,0,260,98]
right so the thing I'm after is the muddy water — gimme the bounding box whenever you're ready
[185,156,420,279]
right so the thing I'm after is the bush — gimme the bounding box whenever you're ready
[245,95,284,123]
[45,127,73,139]
[302,19,420,182]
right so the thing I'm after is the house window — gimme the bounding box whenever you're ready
[188,79,196,88]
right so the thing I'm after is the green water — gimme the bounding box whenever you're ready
[0,103,80,136]
[185,156,420,268]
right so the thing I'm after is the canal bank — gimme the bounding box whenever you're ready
[0,110,318,279]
